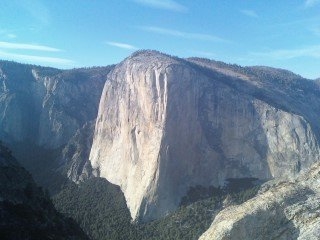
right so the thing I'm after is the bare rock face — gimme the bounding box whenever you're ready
[199,161,320,240]
[89,51,320,222]
[0,61,111,186]
[0,61,110,148]
[61,121,95,183]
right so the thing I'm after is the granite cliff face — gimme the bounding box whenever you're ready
[0,61,111,186]
[199,161,320,240]
[0,61,110,148]
[62,121,96,183]
[89,51,320,221]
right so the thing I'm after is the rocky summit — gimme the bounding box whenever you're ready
[89,50,320,222]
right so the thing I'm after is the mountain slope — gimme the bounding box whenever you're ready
[0,61,110,147]
[0,61,112,190]
[0,143,89,240]
[89,50,320,221]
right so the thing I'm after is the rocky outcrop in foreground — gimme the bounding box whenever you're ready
[199,161,320,240]
[89,50,320,221]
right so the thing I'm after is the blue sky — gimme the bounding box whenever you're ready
[1,0,320,79]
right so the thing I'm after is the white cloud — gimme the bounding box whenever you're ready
[251,45,320,59]
[0,41,61,52]
[106,41,138,50]
[133,0,187,12]
[305,0,320,7]
[139,26,228,42]
[6,34,17,39]
[240,9,258,18]
[0,50,74,65]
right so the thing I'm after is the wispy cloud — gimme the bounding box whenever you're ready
[139,26,229,43]
[0,41,61,52]
[0,29,17,39]
[133,0,187,12]
[106,41,138,50]
[18,0,51,26]
[305,0,320,7]
[240,9,258,18]
[0,50,74,65]
[273,16,319,28]
[6,34,16,39]
[251,45,320,59]
[311,26,320,36]
[0,40,73,67]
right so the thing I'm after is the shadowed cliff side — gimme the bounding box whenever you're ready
[0,61,113,191]
[0,142,89,240]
